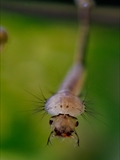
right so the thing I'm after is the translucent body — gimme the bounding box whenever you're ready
[44,0,94,145]
[45,90,85,117]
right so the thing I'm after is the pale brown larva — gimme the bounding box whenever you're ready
[45,0,95,146]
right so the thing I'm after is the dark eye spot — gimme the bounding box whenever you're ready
[76,121,79,127]
[54,128,57,132]
[66,105,69,108]
[66,132,71,136]
[49,119,53,125]
[60,105,62,108]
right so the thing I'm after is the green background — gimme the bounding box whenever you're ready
[1,7,119,160]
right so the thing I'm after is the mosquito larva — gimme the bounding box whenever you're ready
[43,0,95,146]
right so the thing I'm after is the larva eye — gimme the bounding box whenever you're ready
[75,121,79,127]
[49,119,53,125]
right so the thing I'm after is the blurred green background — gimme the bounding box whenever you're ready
[1,3,119,160]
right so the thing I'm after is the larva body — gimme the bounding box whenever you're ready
[44,0,94,146]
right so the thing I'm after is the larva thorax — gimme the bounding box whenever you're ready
[45,90,85,117]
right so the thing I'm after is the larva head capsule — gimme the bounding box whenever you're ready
[47,114,79,146]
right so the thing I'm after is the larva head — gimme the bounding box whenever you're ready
[47,114,79,146]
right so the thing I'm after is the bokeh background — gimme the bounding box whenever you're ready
[1,0,119,160]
